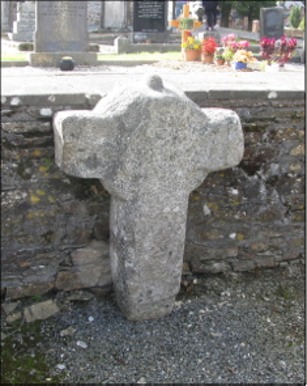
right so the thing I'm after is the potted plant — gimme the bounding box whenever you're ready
[181,33,201,61]
[233,49,255,70]
[215,47,225,65]
[221,34,250,65]
[201,36,218,64]
[260,36,297,70]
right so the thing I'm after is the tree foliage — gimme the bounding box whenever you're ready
[289,6,302,28]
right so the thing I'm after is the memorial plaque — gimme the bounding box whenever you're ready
[133,1,167,33]
[34,1,88,52]
[260,7,284,39]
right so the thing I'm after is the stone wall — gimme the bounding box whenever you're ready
[1,93,304,300]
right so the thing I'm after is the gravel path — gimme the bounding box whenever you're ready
[2,265,304,384]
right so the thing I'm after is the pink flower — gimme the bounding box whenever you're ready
[237,40,250,49]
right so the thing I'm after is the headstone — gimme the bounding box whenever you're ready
[133,1,168,43]
[87,1,102,32]
[1,1,11,32]
[30,1,97,67]
[8,1,35,42]
[103,1,127,30]
[260,7,284,39]
[53,75,244,321]
[1,1,17,33]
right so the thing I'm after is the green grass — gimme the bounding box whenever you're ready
[1,52,28,61]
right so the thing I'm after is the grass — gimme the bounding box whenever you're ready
[1,51,182,62]
[1,52,29,61]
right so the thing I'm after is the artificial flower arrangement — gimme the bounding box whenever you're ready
[221,33,250,63]
[260,36,297,66]
[233,49,255,64]
[201,36,218,55]
[181,32,201,51]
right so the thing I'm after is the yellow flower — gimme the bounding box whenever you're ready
[233,49,255,63]
[182,36,201,51]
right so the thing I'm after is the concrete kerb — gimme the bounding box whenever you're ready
[1,60,160,68]
[2,90,304,110]
[2,93,103,107]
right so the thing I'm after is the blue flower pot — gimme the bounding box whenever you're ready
[235,62,247,70]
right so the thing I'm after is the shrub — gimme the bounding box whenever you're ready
[289,6,302,29]
[298,16,305,30]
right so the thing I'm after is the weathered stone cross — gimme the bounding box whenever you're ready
[53,75,244,321]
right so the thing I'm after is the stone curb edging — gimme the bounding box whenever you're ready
[2,89,304,106]
[1,60,160,68]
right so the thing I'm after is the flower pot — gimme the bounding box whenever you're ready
[216,58,225,66]
[201,53,214,64]
[234,62,247,70]
[184,49,201,62]
[59,57,75,71]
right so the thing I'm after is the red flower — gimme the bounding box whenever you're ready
[202,37,218,55]
[260,36,297,64]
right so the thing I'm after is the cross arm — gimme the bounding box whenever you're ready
[53,110,119,179]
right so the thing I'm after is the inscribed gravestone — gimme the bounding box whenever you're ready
[260,7,284,39]
[53,75,244,321]
[30,1,97,67]
[34,1,87,52]
[133,1,168,43]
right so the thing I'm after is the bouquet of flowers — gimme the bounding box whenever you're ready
[201,36,218,55]
[182,32,201,51]
[233,49,255,63]
[221,34,250,62]
[260,36,297,65]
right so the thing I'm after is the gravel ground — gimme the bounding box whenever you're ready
[2,264,305,384]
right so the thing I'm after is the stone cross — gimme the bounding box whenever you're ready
[53,75,244,321]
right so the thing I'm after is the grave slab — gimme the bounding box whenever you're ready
[53,75,244,320]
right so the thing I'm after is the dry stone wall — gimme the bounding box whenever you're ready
[1,93,305,300]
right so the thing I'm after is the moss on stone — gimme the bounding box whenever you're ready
[1,320,63,383]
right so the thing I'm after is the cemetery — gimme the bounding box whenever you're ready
[1,0,305,384]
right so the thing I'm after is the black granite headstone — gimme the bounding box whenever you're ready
[260,7,284,39]
[133,1,167,33]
